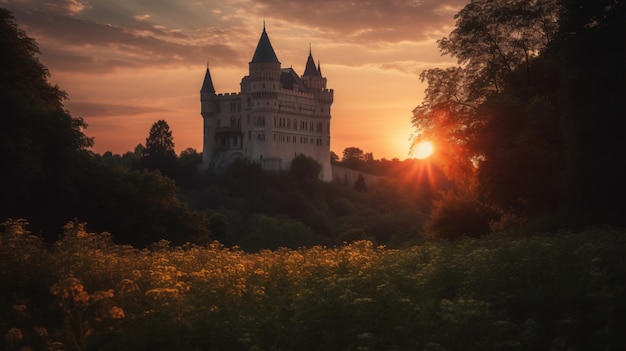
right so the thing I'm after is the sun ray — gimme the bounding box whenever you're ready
[414,141,434,159]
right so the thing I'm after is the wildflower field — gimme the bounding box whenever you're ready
[1,220,624,351]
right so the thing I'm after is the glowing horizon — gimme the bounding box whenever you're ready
[5,0,461,160]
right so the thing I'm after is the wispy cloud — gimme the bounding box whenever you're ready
[65,101,170,117]
[5,0,464,74]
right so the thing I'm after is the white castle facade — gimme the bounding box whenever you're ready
[200,25,334,181]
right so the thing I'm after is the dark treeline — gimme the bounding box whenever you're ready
[93,148,447,250]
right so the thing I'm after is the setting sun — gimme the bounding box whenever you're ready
[413,141,434,159]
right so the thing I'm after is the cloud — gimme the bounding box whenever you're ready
[65,101,170,117]
[253,0,466,42]
[43,0,88,15]
[4,0,466,75]
[8,7,244,72]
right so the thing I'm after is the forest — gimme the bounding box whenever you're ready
[1,0,624,349]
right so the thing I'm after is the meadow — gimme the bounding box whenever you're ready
[1,219,623,351]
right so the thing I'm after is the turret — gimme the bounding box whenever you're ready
[302,47,327,90]
[249,24,281,81]
[200,66,217,167]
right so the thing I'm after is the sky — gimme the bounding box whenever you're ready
[3,0,463,160]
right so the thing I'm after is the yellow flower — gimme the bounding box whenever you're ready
[109,306,125,319]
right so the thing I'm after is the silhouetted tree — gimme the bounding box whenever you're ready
[177,147,202,187]
[411,0,625,231]
[342,147,364,162]
[142,119,177,177]
[354,174,367,192]
[0,7,93,236]
[411,0,560,184]
[341,147,366,170]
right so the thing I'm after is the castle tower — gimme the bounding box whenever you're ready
[302,47,327,90]
[201,25,334,181]
[249,24,281,81]
[200,66,216,167]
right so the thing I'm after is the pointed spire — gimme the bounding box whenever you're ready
[303,46,321,77]
[250,23,280,64]
[201,64,215,93]
[317,60,322,76]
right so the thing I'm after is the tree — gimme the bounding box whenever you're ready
[412,0,625,231]
[342,147,364,162]
[0,7,67,110]
[411,0,560,183]
[142,119,177,177]
[290,154,322,180]
[354,174,367,192]
[546,0,625,227]
[426,188,492,240]
[0,7,94,235]
[176,147,202,187]
[341,147,365,170]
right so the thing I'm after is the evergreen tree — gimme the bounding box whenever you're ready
[142,119,177,177]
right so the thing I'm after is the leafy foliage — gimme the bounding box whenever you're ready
[412,0,625,232]
[0,7,94,237]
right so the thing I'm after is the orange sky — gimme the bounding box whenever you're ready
[5,0,461,160]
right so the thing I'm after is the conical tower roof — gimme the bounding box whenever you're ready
[201,67,215,93]
[251,25,280,64]
[303,48,320,76]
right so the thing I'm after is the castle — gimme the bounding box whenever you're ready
[200,25,334,181]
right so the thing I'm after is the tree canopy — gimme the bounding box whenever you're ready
[412,0,625,233]
[0,7,94,232]
[142,119,177,177]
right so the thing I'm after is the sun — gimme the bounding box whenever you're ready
[414,141,434,159]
